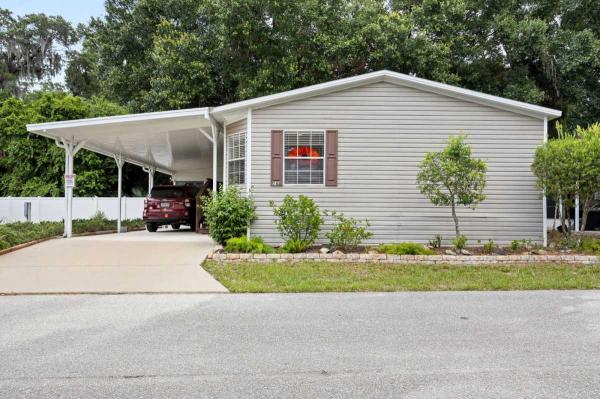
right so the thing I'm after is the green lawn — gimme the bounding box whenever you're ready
[203,261,600,292]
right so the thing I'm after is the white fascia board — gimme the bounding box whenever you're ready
[382,73,562,120]
[212,70,562,121]
[211,73,384,118]
[26,107,210,132]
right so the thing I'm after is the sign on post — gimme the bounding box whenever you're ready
[65,174,76,188]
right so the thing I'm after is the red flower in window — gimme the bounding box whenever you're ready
[288,146,321,167]
[287,146,320,157]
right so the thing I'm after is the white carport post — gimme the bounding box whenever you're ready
[56,138,86,238]
[114,154,125,233]
[143,166,156,194]
[208,116,220,193]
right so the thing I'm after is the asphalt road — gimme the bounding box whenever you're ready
[1,291,600,398]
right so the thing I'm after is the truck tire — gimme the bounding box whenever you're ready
[146,223,158,232]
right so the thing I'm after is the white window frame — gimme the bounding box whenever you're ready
[282,129,326,186]
[227,131,246,186]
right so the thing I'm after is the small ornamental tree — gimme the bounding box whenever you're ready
[201,186,255,245]
[532,123,600,234]
[532,137,579,236]
[574,124,600,231]
[416,135,488,239]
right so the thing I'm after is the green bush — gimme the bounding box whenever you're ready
[452,235,468,252]
[270,195,322,253]
[281,239,307,254]
[225,235,273,254]
[378,242,433,255]
[580,237,600,254]
[483,239,496,254]
[428,234,442,249]
[202,186,256,245]
[511,239,533,252]
[324,211,372,251]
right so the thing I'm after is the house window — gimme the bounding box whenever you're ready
[284,130,324,185]
[227,131,246,185]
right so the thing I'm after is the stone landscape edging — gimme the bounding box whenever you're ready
[207,252,599,265]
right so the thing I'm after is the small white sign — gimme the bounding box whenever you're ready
[65,174,76,188]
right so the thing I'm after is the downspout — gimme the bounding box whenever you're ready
[246,108,252,238]
[543,117,548,247]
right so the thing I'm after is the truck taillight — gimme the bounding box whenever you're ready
[184,198,191,207]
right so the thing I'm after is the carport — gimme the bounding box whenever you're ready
[26,108,223,237]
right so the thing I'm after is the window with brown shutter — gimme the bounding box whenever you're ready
[271,130,283,186]
[272,129,337,187]
[325,130,338,187]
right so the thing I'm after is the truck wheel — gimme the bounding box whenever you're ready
[171,224,181,230]
[146,223,158,232]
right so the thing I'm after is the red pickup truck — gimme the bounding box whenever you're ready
[143,185,197,232]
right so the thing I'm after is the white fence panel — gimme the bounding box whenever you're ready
[0,197,145,223]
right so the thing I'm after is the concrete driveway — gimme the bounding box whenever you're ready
[0,228,227,294]
[1,291,599,398]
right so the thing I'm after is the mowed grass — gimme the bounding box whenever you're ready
[203,261,600,293]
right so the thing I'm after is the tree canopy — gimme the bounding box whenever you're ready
[0,91,164,197]
[0,8,78,96]
[64,0,600,130]
[1,1,600,198]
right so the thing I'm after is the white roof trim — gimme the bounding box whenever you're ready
[26,107,210,131]
[212,70,561,120]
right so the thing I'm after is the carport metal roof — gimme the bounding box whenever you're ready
[26,107,217,176]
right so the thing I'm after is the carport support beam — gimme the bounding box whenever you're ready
[57,138,86,238]
[114,154,125,233]
[209,119,219,193]
[143,166,155,194]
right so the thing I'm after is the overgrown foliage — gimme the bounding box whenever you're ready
[377,242,433,256]
[202,186,255,245]
[270,195,322,253]
[417,135,487,239]
[324,211,372,251]
[0,92,130,197]
[224,235,273,254]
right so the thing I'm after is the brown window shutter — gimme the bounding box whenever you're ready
[325,130,338,187]
[271,130,283,186]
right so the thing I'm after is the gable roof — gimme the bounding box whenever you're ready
[212,70,561,122]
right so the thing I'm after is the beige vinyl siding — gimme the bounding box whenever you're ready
[225,118,247,190]
[250,81,544,245]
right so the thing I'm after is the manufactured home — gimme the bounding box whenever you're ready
[27,70,562,245]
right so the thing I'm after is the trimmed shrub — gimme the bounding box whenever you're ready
[452,235,468,253]
[483,239,496,254]
[202,186,255,245]
[225,236,273,254]
[377,242,433,255]
[428,234,442,249]
[324,211,372,251]
[270,195,322,253]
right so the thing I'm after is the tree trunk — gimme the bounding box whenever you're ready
[581,197,594,232]
[451,202,460,238]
